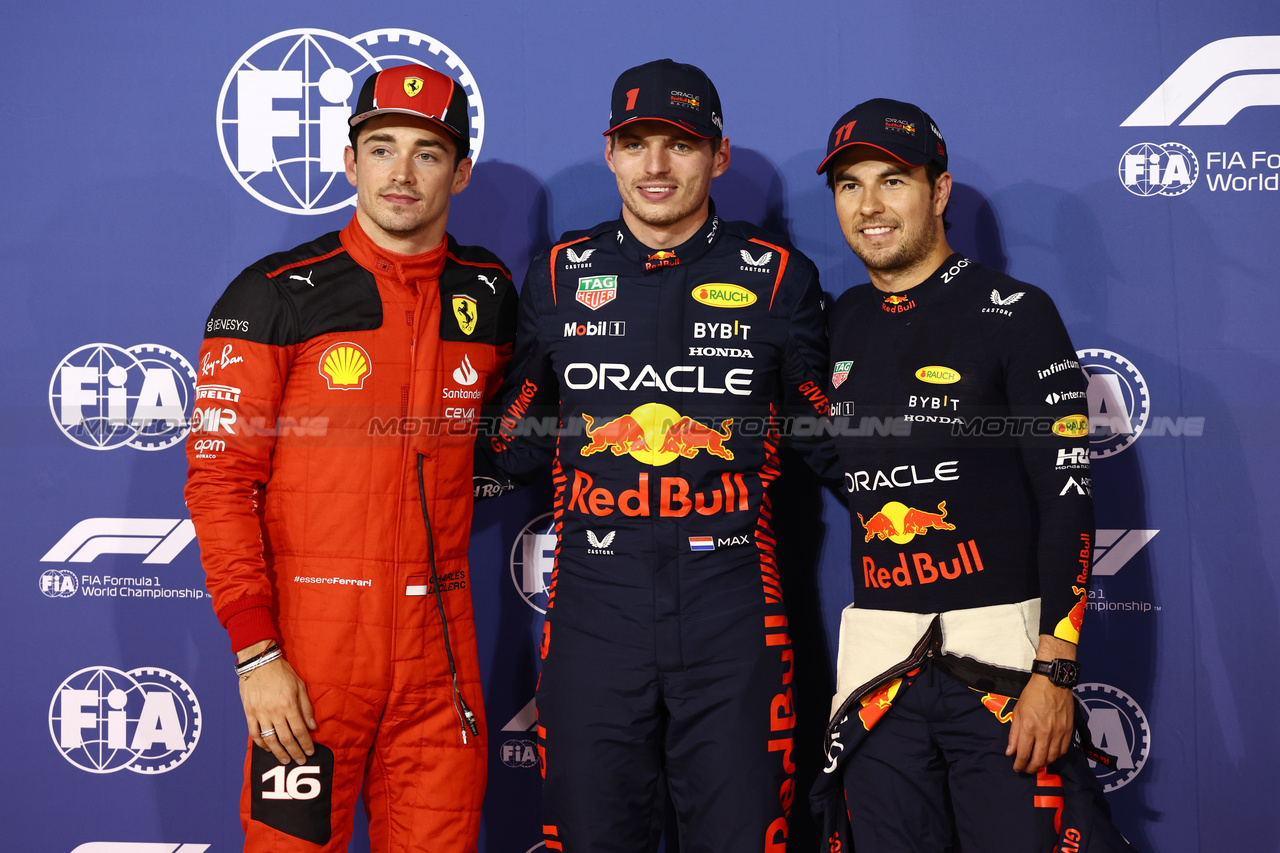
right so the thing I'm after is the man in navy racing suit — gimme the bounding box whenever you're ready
[479,59,831,852]
[810,98,1134,852]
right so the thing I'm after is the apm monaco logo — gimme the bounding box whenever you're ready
[1078,349,1149,459]
[510,513,555,613]
[50,344,196,451]
[217,28,485,215]
[50,666,202,774]
[1074,682,1151,792]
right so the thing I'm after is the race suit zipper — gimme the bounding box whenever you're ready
[417,452,479,743]
[823,615,941,752]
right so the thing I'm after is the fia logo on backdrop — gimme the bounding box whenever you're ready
[49,666,201,774]
[217,29,485,215]
[1075,682,1151,792]
[49,344,196,451]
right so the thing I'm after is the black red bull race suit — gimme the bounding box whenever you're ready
[811,254,1132,851]
[480,205,830,852]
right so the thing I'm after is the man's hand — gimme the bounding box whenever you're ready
[1006,634,1076,773]
[237,641,317,765]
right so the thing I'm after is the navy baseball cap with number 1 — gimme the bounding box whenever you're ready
[605,58,724,139]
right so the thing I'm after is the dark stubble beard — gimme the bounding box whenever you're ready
[853,208,939,274]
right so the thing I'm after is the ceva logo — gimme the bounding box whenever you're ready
[216,29,485,214]
[1122,36,1280,126]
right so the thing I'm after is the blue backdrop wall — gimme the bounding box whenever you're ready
[5,2,1279,851]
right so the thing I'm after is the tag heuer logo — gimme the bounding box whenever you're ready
[832,360,853,388]
[576,276,618,311]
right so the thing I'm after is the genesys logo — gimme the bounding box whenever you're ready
[50,666,201,774]
[1075,682,1151,792]
[510,513,555,613]
[50,344,196,451]
[217,29,484,214]
[1077,349,1149,459]
[1121,37,1280,196]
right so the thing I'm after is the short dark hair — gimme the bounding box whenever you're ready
[348,122,466,169]
[824,158,951,232]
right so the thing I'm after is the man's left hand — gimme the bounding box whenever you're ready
[1006,634,1076,773]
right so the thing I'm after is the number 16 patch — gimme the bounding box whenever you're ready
[251,742,334,845]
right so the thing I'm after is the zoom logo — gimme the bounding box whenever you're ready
[50,666,202,774]
[217,28,485,214]
[1122,36,1280,126]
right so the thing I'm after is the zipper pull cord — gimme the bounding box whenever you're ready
[417,454,480,742]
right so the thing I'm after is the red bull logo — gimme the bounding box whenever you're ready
[861,539,985,589]
[581,413,651,456]
[645,250,680,270]
[659,416,734,460]
[858,677,904,731]
[1054,584,1088,643]
[882,293,916,313]
[578,404,733,465]
[857,500,955,544]
[979,691,1015,724]
[567,469,750,518]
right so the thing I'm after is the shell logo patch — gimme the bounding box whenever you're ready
[319,342,372,390]
[692,283,757,308]
[453,295,478,335]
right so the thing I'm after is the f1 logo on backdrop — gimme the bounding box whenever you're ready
[1122,36,1280,127]
[68,846,210,853]
[49,344,196,451]
[50,666,201,774]
[42,519,196,564]
[216,29,486,215]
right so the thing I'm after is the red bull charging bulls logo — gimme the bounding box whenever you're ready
[857,501,955,544]
[580,404,733,465]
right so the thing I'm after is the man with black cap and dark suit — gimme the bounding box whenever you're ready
[811,98,1135,853]
[480,59,831,852]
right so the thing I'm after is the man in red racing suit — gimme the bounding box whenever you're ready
[185,64,515,852]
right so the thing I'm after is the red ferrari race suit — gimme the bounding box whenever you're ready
[478,205,831,852]
[185,215,515,852]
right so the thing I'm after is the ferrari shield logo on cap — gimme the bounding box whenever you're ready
[404,76,424,97]
[452,295,478,335]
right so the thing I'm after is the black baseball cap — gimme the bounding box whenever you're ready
[349,63,470,147]
[604,59,724,139]
[816,98,947,174]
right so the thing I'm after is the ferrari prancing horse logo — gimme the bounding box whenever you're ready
[452,295,477,335]
[404,77,424,97]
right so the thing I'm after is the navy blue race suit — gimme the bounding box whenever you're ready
[480,204,830,852]
[811,254,1133,852]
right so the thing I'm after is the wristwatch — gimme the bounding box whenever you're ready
[1031,658,1080,688]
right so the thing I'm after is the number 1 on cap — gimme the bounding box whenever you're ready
[625,88,639,111]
